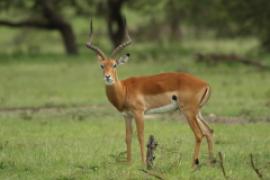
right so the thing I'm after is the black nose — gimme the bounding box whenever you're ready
[105,75,110,79]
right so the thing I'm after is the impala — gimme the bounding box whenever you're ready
[86,19,215,167]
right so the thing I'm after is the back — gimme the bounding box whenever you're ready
[123,72,208,95]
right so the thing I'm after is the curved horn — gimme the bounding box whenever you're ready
[111,17,132,57]
[86,19,107,60]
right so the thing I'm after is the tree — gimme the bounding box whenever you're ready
[222,0,270,51]
[0,0,131,53]
[0,0,90,55]
[127,0,183,41]
[178,0,270,52]
[106,0,128,47]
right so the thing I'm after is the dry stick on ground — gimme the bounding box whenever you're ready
[139,135,165,180]
[195,53,270,70]
[146,135,158,170]
[218,152,227,179]
[250,153,263,179]
[139,169,165,180]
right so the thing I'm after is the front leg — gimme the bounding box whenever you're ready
[123,114,133,163]
[133,110,145,164]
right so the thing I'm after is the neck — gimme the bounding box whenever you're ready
[105,80,126,111]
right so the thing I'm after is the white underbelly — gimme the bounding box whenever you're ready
[144,100,178,115]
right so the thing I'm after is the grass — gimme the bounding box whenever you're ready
[0,51,269,118]
[0,115,269,179]
[0,40,270,179]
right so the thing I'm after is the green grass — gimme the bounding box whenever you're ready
[0,52,269,118]
[0,115,269,179]
[0,41,270,179]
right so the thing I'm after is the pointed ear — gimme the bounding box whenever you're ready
[96,54,104,63]
[117,53,130,65]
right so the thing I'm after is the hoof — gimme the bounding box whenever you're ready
[195,158,199,165]
[192,159,200,170]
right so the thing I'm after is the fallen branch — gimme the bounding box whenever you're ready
[195,53,270,70]
[250,153,263,179]
[139,169,165,180]
[218,152,227,179]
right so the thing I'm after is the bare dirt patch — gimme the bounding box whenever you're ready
[0,104,269,123]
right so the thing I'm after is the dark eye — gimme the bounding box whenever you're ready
[112,64,117,68]
[100,64,104,69]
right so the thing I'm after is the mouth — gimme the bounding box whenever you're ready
[104,78,114,85]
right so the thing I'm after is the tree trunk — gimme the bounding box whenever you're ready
[0,0,78,55]
[107,0,125,48]
[0,19,78,55]
[40,0,78,55]
[58,23,78,55]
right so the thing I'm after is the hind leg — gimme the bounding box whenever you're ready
[183,109,204,168]
[197,111,215,164]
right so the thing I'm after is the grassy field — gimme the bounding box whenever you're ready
[0,43,270,179]
[0,115,270,179]
[0,51,269,118]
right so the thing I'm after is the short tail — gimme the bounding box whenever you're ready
[199,86,211,108]
[197,111,214,134]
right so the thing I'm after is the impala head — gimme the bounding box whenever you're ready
[86,19,132,86]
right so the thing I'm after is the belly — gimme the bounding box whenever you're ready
[144,98,178,114]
